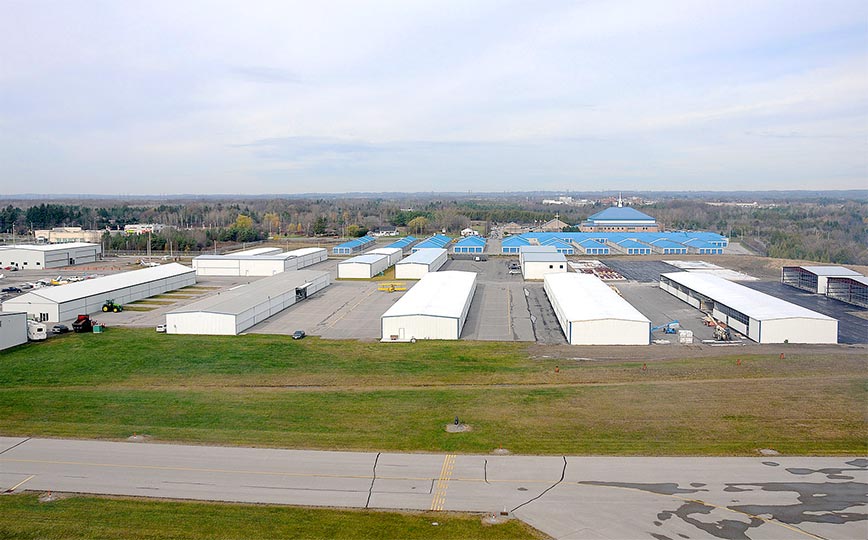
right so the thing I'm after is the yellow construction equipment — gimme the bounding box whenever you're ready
[378,282,407,293]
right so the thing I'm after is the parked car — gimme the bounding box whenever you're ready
[1,286,21,293]
[155,324,167,333]
[51,324,70,334]
[291,330,306,340]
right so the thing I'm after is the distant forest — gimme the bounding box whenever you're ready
[1,196,865,264]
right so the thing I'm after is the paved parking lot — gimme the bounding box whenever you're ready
[618,282,718,343]
[250,280,405,340]
[605,260,679,282]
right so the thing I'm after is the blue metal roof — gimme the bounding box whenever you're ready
[586,206,656,222]
[414,234,452,249]
[616,239,647,249]
[502,235,531,246]
[386,236,417,249]
[455,236,486,247]
[579,239,607,249]
[334,235,375,249]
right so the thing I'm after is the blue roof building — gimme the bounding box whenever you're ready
[501,235,530,254]
[333,235,376,255]
[580,202,659,232]
[453,235,486,254]
[412,234,452,252]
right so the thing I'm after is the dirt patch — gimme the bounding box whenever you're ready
[445,423,472,433]
[127,434,153,442]
[482,513,513,525]
[38,491,71,503]
[759,448,781,456]
[491,447,511,455]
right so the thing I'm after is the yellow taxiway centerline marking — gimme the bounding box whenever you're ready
[429,454,456,511]
[5,474,35,492]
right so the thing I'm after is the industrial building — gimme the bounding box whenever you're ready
[453,236,486,254]
[544,273,650,345]
[579,204,659,232]
[332,236,375,255]
[541,238,574,254]
[0,312,27,351]
[337,253,390,279]
[35,227,113,244]
[660,272,838,344]
[367,247,404,266]
[192,247,327,277]
[2,263,195,323]
[781,266,863,295]
[825,276,868,308]
[193,253,298,277]
[522,252,567,280]
[165,270,329,335]
[381,271,477,341]
[394,248,447,279]
[0,243,101,270]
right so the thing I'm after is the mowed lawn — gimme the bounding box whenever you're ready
[0,494,544,540]
[1,329,865,455]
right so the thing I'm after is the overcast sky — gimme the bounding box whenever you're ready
[1,1,866,194]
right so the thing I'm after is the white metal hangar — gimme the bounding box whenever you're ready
[660,272,838,344]
[337,253,390,279]
[192,247,328,277]
[230,247,284,256]
[381,271,477,342]
[367,247,404,266]
[0,242,101,270]
[0,312,28,351]
[544,273,651,345]
[520,247,567,280]
[285,247,328,268]
[165,270,330,335]
[1,263,196,323]
[781,265,862,294]
[394,248,447,279]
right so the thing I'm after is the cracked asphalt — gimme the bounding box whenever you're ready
[2,437,865,540]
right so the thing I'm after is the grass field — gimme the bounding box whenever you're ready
[1,329,865,455]
[0,494,544,540]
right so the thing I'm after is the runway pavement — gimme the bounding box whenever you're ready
[1,437,865,539]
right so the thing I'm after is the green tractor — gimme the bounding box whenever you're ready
[102,299,123,313]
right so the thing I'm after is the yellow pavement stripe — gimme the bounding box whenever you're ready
[577,482,824,540]
[430,454,455,511]
[5,474,35,492]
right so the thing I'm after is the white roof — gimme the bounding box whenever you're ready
[0,242,98,252]
[519,245,557,254]
[382,271,476,319]
[168,270,328,315]
[7,263,194,304]
[523,252,567,263]
[795,266,862,277]
[545,273,649,323]
[194,253,295,261]
[340,254,388,265]
[230,247,282,257]
[285,247,327,257]
[397,248,446,265]
[830,275,868,286]
[662,272,835,321]
[368,247,402,256]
